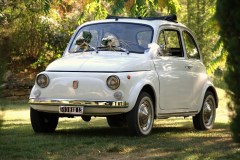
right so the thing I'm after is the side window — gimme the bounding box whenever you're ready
[157,29,183,57]
[158,31,165,45]
[183,31,200,59]
[164,30,180,48]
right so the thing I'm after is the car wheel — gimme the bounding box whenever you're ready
[193,91,216,130]
[106,114,127,127]
[30,107,59,133]
[127,92,154,136]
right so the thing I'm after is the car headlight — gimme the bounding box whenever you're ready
[36,74,49,88]
[107,75,120,90]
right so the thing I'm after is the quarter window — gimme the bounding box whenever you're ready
[183,31,200,59]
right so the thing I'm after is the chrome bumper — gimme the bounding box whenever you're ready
[29,98,129,108]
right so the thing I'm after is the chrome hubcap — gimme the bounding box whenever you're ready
[203,96,215,126]
[138,97,153,132]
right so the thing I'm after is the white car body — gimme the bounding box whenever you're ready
[29,15,218,135]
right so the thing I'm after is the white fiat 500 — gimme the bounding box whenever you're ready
[29,15,218,136]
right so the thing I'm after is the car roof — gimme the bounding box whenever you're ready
[80,18,187,30]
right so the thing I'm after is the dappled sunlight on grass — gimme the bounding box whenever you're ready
[0,88,240,160]
[3,110,30,121]
[216,88,231,123]
[1,109,30,130]
[57,117,108,131]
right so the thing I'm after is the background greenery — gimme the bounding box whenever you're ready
[0,0,225,75]
[216,0,240,142]
[0,0,239,142]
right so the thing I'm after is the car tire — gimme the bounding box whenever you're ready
[193,91,216,130]
[30,107,59,133]
[106,114,127,127]
[127,92,154,136]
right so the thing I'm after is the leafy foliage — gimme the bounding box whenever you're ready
[216,0,240,142]
[0,0,77,72]
[0,0,175,75]
[181,0,222,65]
[0,0,225,89]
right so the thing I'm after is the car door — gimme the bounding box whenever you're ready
[182,30,207,111]
[153,27,194,111]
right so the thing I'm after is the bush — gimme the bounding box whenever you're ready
[0,1,78,73]
[0,30,11,86]
[216,0,240,142]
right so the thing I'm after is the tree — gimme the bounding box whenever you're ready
[0,0,223,75]
[216,0,240,142]
[180,0,222,66]
[0,0,15,85]
[0,0,75,73]
[176,0,227,88]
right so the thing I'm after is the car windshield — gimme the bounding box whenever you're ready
[69,22,153,54]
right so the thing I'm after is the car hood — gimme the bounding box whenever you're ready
[46,52,153,72]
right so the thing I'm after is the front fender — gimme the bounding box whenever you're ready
[127,71,159,112]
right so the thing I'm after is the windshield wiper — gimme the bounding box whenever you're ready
[114,47,129,54]
[71,45,97,53]
[96,46,129,54]
[89,45,96,51]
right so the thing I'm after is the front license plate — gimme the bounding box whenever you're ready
[59,106,84,115]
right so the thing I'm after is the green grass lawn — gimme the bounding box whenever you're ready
[0,88,240,160]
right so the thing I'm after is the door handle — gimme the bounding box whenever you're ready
[185,65,193,69]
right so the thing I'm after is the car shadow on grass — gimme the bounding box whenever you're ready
[55,127,130,137]
[53,121,230,137]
